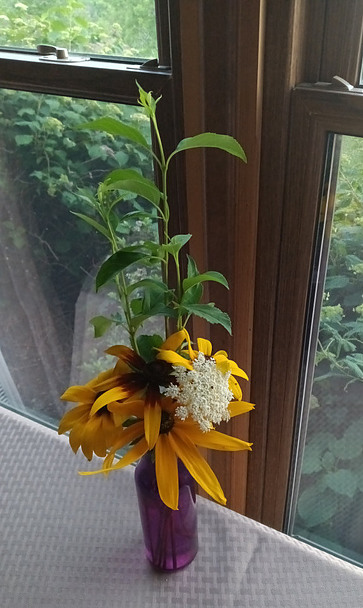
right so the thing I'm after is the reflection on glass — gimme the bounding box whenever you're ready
[0,0,158,59]
[0,89,161,426]
[288,136,363,566]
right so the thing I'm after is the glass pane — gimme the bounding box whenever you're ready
[287,135,363,566]
[0,0,158,59]
[0,89,161,427]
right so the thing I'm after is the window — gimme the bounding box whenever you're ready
[0,1,177,427]
[247,0,363,566]
[286,134,363,566]
[0,0,158,59]
[0,90,157,424]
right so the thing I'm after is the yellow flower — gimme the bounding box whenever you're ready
[157,328,248,401]
[58,368,124,460]
[92,344,173,449]
[80,397,253,510]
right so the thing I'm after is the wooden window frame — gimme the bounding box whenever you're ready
[247,0,363,530]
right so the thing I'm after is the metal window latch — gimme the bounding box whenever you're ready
[36,44,90,63]
[138,58,171,71]
[330,75,354,91]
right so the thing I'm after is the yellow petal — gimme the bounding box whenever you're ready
[87,368,115,387]
[68,421,86,455]
[168,429,226,505]
[144,401,161,449]
[90,386,131,415]
[183,330,196,361]
[155,434,179,510]
[106,420,145,455]
[226,360,249,380]
[213,350,228,358]
[58,404,90,434]
[60,385,95,403]
[101,413,118,443]
[157,349,193,369]
[105,344,142,368]
[113,360,132,375]
[81,416,103,460]
[161,329,188,351]
[229,376,242,400]
[183,425,252,452]
[197,338,212,356]
[92,375,123,393]
[213,353,228,365]
[108,399,145,419]
[80,437,148,475]
[229,400,255,417]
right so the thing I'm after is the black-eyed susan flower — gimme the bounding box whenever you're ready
[58,368,125,460]
[80,397,253,510]
[87,344,173,450]
[157,329,250,431]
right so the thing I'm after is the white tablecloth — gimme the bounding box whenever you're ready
[1,406,363,608]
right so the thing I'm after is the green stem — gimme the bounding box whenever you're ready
[106,214,139,353]
[174,254,183,331]
[151,111,172,336]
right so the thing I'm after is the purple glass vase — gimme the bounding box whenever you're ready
[134,453,198,571]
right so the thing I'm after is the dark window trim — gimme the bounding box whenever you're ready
[0,52,171,103]
[248,0,363,530]
[253,85,363,530]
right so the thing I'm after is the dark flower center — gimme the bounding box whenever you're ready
[159,410,174,434]
[142,359,173,387]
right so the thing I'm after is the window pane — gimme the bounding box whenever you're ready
[287,135,363,566]
[0,0,158,60]
[0,89,161,426]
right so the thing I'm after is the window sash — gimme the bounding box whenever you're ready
[254,85,363,529]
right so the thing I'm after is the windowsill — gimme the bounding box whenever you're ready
[0,51,171,102]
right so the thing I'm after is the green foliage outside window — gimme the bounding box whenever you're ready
[0,90,154,327]
[296,136,363,563]
[0,0,157,58]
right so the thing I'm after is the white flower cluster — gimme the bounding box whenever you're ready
[164,353,233,432]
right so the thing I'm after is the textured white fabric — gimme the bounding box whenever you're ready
[1,406,363,608]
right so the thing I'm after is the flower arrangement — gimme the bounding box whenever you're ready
[58,84,254,514]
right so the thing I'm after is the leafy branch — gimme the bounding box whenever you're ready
[75,84,247,350]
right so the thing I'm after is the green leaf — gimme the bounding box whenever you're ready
[70,211,109,239]
[161,234,192,257]
[344,355,363,379]
[183,303,232,334]
[15,134,33,145]
[324,275,350,290]
[181,256,203,306]
[89,316,113,338]
[119,210,157,222]
[136,334,164,362]
[325,470,358,498]
[331,418,363,460]
[96,250,146,291]
[130,305,178,331]
[183,271,229,293]
[78,116,149,149]
[127,278,170,296]
[104,169,161,207]
[301,432,336,474]
[130,298,143,315]
[173,133,247,162]
[136,82,161,118]
[76,188,98,209]
[297,485,338,527]
[106,179,161,208]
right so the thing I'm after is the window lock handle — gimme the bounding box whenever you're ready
[36,44,89,63]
